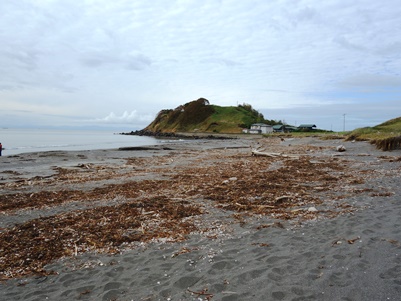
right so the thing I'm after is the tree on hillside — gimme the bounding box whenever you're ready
[238,103,264,122]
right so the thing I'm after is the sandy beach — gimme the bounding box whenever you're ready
[1,136,401,301]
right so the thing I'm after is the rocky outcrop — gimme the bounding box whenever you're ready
[120,129,235,140]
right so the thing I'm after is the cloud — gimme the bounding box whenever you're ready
[80,51,152,70]
[0,49,41,71]
[95,111,153,124]
[200,58,241,67]
[333,36,366,52]
[125,54,152,70]
[338,74,401,88]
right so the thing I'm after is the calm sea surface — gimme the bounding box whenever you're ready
[0,128,166,156]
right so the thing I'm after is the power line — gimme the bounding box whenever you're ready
[343,114,346,132]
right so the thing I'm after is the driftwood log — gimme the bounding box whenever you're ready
[251,148,299,159]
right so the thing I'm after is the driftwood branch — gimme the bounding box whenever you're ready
[187,288,214,299]
[251,148,299,159]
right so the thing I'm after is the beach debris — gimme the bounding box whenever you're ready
[251,148,299,159]
[187,288,214,300]
[307,207,318,212]
[251,242,270,247]
[1,145,366,279]
[256,222,285,230]
[77,163,92,169]
[332,236,361,246]
[274,221,285,229]
[222,177,237,184]
[274,195,292,204]
[378,155,401,162]
[79,290,91,296]
[172,246,197,257]
[347,236,360,244]
[382,238,400,246]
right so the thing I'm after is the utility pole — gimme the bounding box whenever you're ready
[343,114,346,132]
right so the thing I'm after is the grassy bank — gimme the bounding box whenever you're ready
[346,117,401,151]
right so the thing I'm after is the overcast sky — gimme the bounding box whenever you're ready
[1,0,400,131]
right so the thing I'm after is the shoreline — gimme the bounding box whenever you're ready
[1,137,401,300]
[0,131,245,157]
[120,129,242,139]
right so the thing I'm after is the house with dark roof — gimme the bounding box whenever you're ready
[298,124,317,130]
[272,124,284,132]
[272,124,299,132]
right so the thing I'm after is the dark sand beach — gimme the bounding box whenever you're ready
[1,137,401,301]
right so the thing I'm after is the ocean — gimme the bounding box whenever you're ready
[0,128,167,156]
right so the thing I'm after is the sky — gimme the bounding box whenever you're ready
[1,0,400,132]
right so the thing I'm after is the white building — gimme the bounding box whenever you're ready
[243,123,273,134]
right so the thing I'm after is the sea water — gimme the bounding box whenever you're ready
[0,128,165,156]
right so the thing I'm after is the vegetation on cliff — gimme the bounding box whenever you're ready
[144,98,267,134]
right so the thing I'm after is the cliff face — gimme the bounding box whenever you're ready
[145,98,214,132]
[144,98,264,134]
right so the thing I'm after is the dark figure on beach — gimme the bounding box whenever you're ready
[0,142,2,156]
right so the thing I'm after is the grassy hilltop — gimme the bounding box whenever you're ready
[145,98,265,134]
